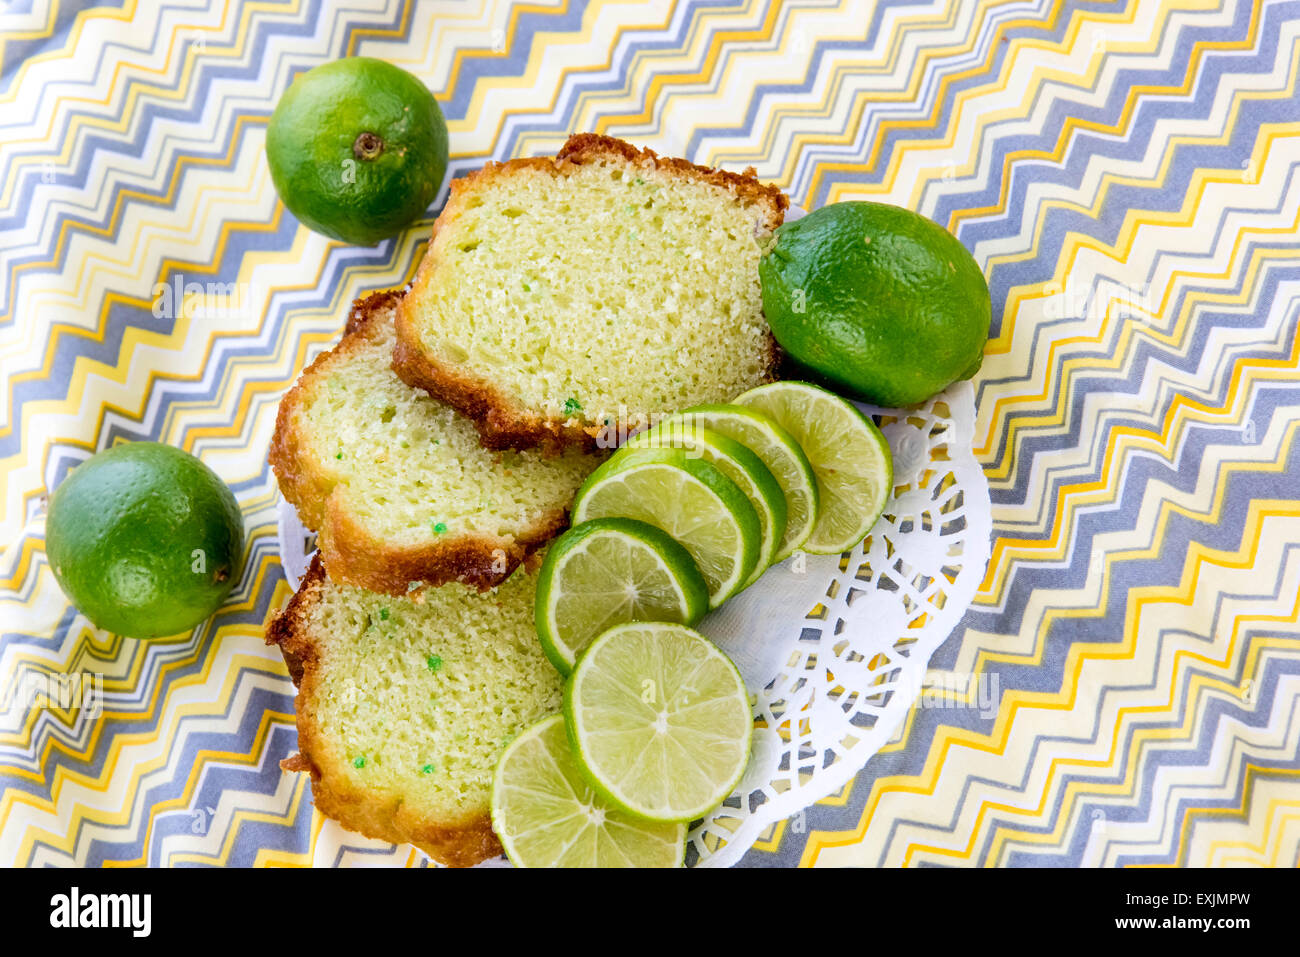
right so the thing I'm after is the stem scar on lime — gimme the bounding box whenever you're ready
[353,131,383,161]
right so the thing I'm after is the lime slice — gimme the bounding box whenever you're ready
[734,381,893,554]
[564,622,752,823]
[625,423,787,587]
[671,403,819,562]
[491,714,686,867]
[535,518,710,674]
[571,448,760,608]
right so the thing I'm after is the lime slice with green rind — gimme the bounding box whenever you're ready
[563,622,753,824]
[491,714,686,867]
[534,518,709,675]
[734,381,893,555]
[670,403,819,562]
[571,448,760,608]
[625,423,786,587]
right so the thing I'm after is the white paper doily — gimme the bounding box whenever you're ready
[274,205,992,867]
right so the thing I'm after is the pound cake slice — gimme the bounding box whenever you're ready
[393,133,789,451]
[268,554,562,867]
[270,290,603,594]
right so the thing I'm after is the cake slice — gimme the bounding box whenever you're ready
[392,133,789,451]
[269,555,561,867]
[270,290,603,594]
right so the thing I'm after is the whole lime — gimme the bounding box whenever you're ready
[265,57,449,246]
[760,201,990,407]
[45,442,245,639]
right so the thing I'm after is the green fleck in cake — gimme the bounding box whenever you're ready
[270,290,604,594]
[268,555,562,867]
[392,133,789,451]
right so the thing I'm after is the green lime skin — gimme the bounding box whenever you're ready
[760,201,991,408]
[265,57,449,246]
[45,442,245,639]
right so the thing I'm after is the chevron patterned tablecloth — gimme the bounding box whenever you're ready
[3,0,1299,868]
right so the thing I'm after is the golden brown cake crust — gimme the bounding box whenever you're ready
[266,556,504,868]
[392,133,788,453]
[269,290,573,594]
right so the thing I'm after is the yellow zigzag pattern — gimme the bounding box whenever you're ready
[805,499,1300,866]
